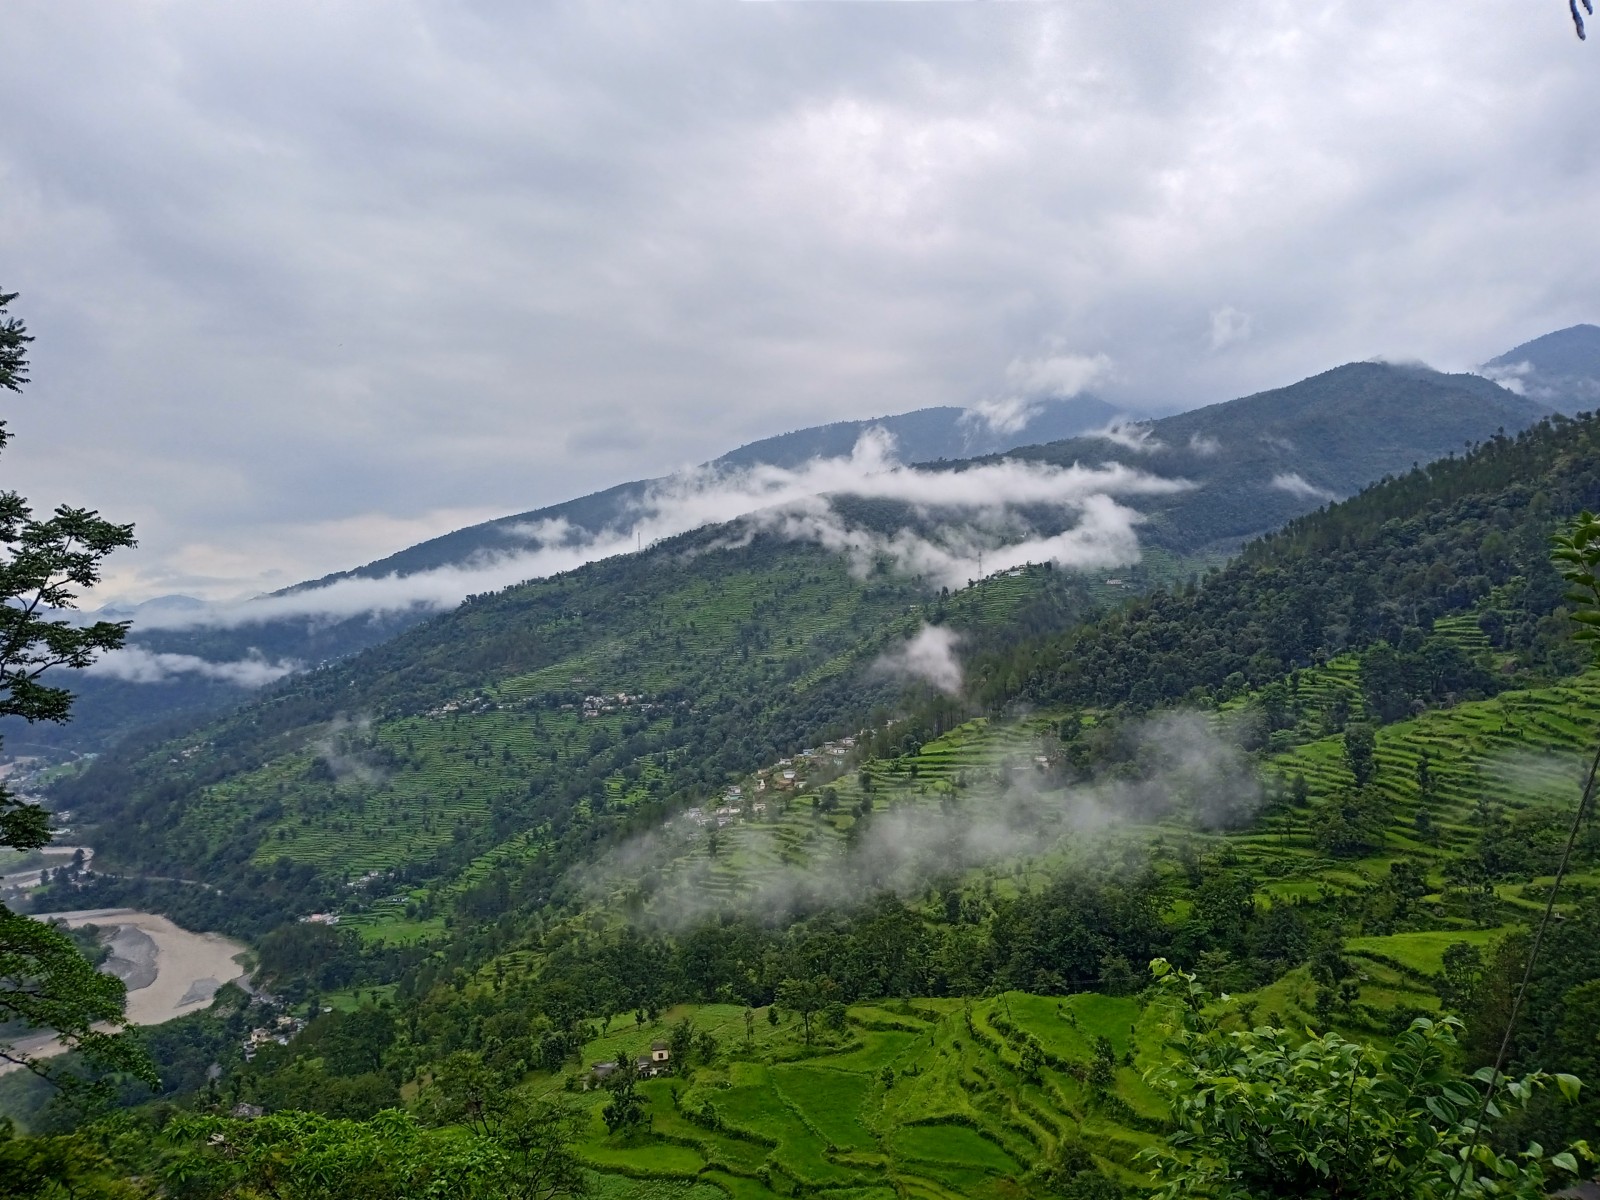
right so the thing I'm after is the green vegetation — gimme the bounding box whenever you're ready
[15,324,1600,1194]
[0,288,154,1099]
[1141,962,1589,1198]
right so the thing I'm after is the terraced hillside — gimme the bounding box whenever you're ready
[27,406,1600,1194]
[560,654,1600,1002]
[540,992,1169,1200]
[51,536,1118,932]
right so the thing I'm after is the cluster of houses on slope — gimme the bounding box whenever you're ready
[762,736,856,791]
[423,696,502,719]
[572,692,661,718]
[242,1014,306,1062]
[662,735,867,839]
[587,1041,671,1086]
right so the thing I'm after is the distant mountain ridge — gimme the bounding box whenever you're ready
[9,394,1118,756]
[1002,362,1546,554]
[295,393,1120,585]
[1481,324,1600,413]
[49,385,1600,948]
[8,345,1556,758]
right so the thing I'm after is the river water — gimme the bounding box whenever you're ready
[1,907,250,1073]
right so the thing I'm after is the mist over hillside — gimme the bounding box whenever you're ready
[1480,323,1600,413]
[1001,362,1547,555]
[15,6,1600,1193]
[3,396,1116,756]
[47,391,1593,920]
[8,354,1550,761]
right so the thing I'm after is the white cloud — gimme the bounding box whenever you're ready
[872,623,964,695]
[963,395,1042,437]
[741,490,1154,591]
[84,647,300,687]
[1087,418,1163,453]
[1477,360,1531,395]
[1188,432,1221,456]
[1209,306,1252,351]
[1269,471,1337,501]
[1004,351,1114,397]
[964,350,1114,435]
[124,432,1189,628]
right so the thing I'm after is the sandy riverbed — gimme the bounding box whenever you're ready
[1,908,249,1073]
[35,908,249,1024]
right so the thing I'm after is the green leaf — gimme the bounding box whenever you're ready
[1553,1151,1579,1174]
[1557,1073,1582,1103]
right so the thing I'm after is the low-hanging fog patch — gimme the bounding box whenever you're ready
[119,429,1191,631]
[870,623,964,696]
[1479,744,1588,806]
[1087,418,1163,453]
[1269,471,1337,502]
[573,709,1260,930]
[83,646,300,688]
[311,713,387,788]
[962,349,1114,436]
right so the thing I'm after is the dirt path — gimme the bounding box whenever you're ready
[0,845,92,889]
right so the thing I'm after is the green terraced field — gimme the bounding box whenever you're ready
[1263,672,1600,849]
[574,663,1589,932]
[540,992,1172,1200]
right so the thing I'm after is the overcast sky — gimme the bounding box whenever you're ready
[2,1,1595,603]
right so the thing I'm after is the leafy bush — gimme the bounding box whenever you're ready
[1141,960,1592,1199]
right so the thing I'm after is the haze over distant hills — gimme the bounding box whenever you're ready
[1480,323,1600,413]
[1003,361,1547,555]
[301,393,1124,585]
[7,340,1565,757]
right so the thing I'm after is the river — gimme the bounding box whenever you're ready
[1,907,250,1074]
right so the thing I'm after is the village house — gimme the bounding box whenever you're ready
[242,1014,305,1062]
[589,1041,671,1087]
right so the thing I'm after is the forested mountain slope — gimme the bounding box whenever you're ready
[20,396,1600,1198]
[1482,322,1600,412]
[1003,362,1546,554]
[19,357,1545,764]
[981,410,1600,713]
[46,403,1598,943]
[49,510,1113,933]
[8,396,1117,761]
